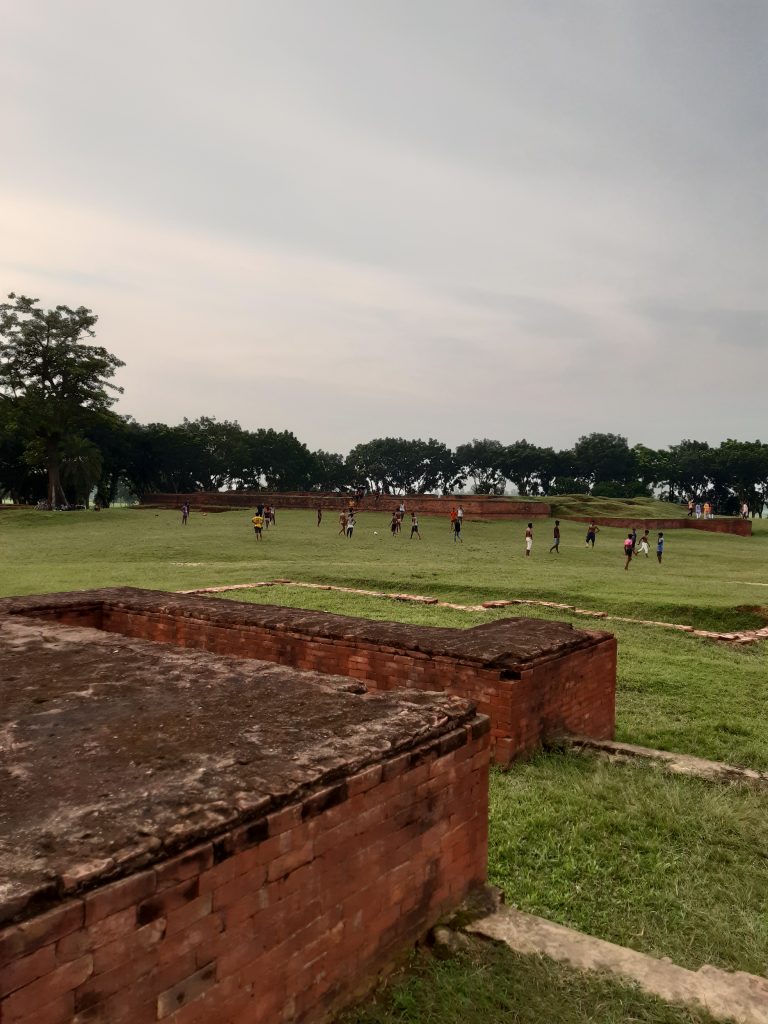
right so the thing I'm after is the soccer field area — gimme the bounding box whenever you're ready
[3,507,768,1017]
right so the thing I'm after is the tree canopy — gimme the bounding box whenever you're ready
[0,293,124,506]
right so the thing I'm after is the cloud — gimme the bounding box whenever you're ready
[0,0,766,451]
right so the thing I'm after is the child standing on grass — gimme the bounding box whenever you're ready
[549,520,560,554]
[657,532,664,563]
[637,529,650,557]
[390,512,399,538]
[453,515,462,543]
[181,502,189,526]
[586,522,599,547]
[346,513,355,539]
[339,510,347,536]
[410,511,421,540]
[525,523,533,557]
[623,533,634,570]
[251,513,264,540]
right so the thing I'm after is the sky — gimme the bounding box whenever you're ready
[1,0,766,454]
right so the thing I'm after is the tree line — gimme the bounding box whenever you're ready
[2,293,767,513]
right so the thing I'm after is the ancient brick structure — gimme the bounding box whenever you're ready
[0,613,489,1024]
[2,589,617,766]
[141,491,551,521]
[563,515,752,536]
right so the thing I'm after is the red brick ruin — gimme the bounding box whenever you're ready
[0,590,616,1023]
[141,491,753,533]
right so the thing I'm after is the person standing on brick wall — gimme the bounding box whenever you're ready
[410,511,421,540]
[525,522,534,557]
[549,520,560,554]
[656,532,665,563]
[623,533,634,570]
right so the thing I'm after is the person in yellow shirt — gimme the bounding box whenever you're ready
[251,513,264,540]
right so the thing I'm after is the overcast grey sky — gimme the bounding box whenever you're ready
[1,1,766,452]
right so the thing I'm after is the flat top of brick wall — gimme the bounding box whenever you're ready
[0,588,610,670]
[0,614,476,926]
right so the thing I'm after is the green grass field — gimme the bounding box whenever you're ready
[2,506,767,1016]
[336,940,724,1024]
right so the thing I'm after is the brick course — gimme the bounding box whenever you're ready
[141,491,550,521]
[0,723,490,1024]
[4,590,616,765]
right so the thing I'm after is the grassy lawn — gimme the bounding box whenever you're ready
[489,754,768,975]
[1,507,766,631]
[336,940,724,1024]
[3,506,768,999]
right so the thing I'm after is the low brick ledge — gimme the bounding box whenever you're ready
[565,737,768,787]
[0,713,490,931]
[467,906,768,1024]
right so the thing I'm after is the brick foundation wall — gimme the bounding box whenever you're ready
[141,492,550,521]
[23,598,616,765]
[563,515,752,536]
[0,719,490,1024]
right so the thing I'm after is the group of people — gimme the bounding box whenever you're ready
[687,499,715,519]
[622,527,664,569]
[250,503,276,539]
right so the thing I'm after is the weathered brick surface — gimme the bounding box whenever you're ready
[564,514,752,536]
[141,490,551,521]
[0,723,490,1024]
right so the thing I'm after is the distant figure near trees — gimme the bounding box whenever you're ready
[181,502,189,526]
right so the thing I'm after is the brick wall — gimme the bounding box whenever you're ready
[0,719,490,1024]
[563,515,752,536]
[22,595,616,765]
[141,492,551,521]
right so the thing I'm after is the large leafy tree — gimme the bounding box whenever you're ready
[0,293,124,506]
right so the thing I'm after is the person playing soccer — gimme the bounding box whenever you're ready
[623,533,634,570]
[525,523,533,557]
[251,512,264,540]
[453,514,462,543]
[637,529,651,557]
[549,520,561,554]
[656,532,664,563]
[585,522,599,547]
[410,511,421,540]
[390,512,399,538]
